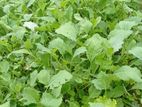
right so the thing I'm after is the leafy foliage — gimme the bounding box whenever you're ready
[0,0,142,107]
[89,97,117,107]
[48,70,72,89]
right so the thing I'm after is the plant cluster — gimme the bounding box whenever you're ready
[0,0,142,107]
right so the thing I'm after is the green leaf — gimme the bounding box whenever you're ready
[74,13,93,33]
[48,38,66,55]
[0,101,10,107]
[48,70,72,89]
[37,70,50,85]
[114,66,142,82]
[40,92,62,107]
[85,34,112,62]
[23,21,38,31]
[64,6,73,21]
[78,17,93,33]
[73,47,87,58]
[93,16,101,28]
[132,82,142,90]
[3,5,10,14]
[74,13,83,21]
[88,86,101,98]
[69,101,80,107]
[55,22,78,41]
[108,29,132,52]
[116,99,124,107]
[108,18,140,52]
[106,85,125,98]
[36,43,51,53]
[89,97,117,107]
[27,0,36,7]
[12,27,26,40]
[24,39,33,49]
[129,46,142,60]
[0,21,12,36]
[51,86,62,97]
[0,0,141,106]
[92,72,113,90]
[38,0,47,11]
[8,49,34,58]
[0,60,9,73]
[115,20,138,30]
[29,70,38,87]
[23,14,32,21]
[0,7,5,17]
[21,87,40,105]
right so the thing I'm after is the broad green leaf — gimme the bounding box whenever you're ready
[0,21,12,36]
[126,39,136,50]
[64,6,73,21]
[134,0,142,4]
[74,13,83,21]
[48,70,72,89]
[40,92,62,107]
[9,80,22,94]
[73,47,87,58]
[36,43,51,53]
[3,5,11,13]
[129,46,142,60]
[0,0,141,106]
[108,29,132,52]
[69,101,80,107]
[123,4,133,13]
[0,60,9,73]
[64,40,76,54]
[23,14,32,21]
[106,85,125,98]
[88,86,101,98]
[103,5,116,15]
[114,66,142,82]
[23,21,38,31]
[116,99,124,107]
[132,82,142,90]
[21,87,40,105]
[89,103,104,107]
[51,86,62,97]
[108,18,140,52]
[85,34,112,62]
[85,34,104,61]
[48,38,66,55]
[92,72,113,90]
[55,22,78,41]
[0,101,10,107]
[24,39,33,49]
[38,53,51,67]
[89,97,117,107]
[93,16,101,28]
[12,27,26,40]
[37,70,50,85]
[30,70,38,87]
[74,13,93,33]
[119,0,131,2]
[78,18,93,34]
[37,0,47,11]
[126,16,142,23]
[8,49,34,58]
[0,7,5,17]
[111,86,125,98]
[0,73,11,85]
[27,0,36,7]
[115,21,138,30]
[39,16,56,22]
